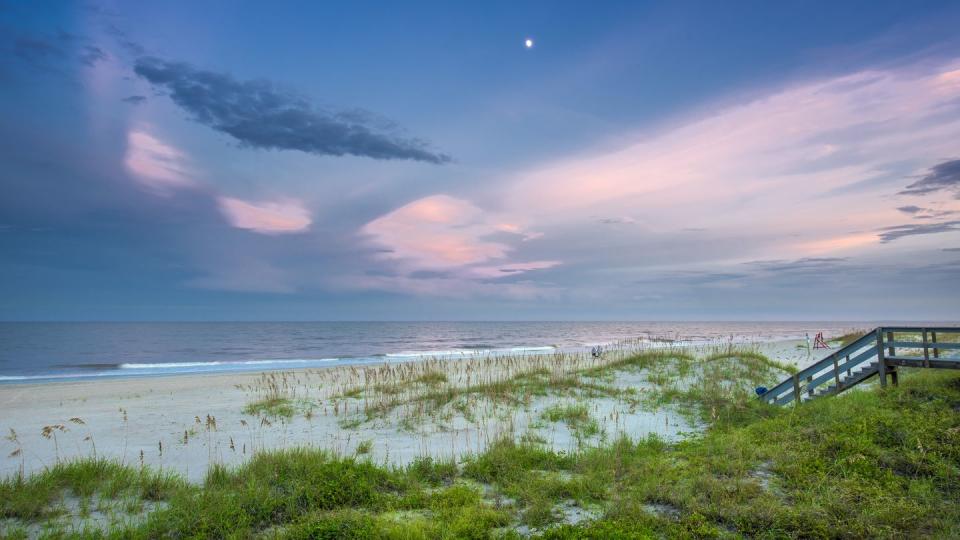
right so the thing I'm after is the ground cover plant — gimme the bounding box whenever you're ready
[4,351,960,539]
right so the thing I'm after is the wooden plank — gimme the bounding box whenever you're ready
[922,328,930,368]
[932,331,940,359]
[886,330,895,357]
[886,341,960,349]
[881,326,960,333]
[792,373,801,405]
[885,357,960,370]
[832,353,841,389]
[775,392,796,406]
[876,329,887,388]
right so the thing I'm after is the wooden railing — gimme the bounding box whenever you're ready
[761,327,960,406]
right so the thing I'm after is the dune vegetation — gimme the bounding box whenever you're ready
[3,349,959,539]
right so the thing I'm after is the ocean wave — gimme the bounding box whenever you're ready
[54,362,122,370]
[119,358,339,369]
[385,350,484,358]
[385,345,555,358]
[509,346,555,352]
[3,345,562,383]
[0,357,343,382]
[0,372,116,381]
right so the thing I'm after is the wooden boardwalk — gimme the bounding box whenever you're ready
[760,327,960,406]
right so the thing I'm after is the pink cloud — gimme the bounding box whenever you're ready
[217,197,312,234]
[124,129,195,191]
[362,195,511,269]
[358,195,559,296]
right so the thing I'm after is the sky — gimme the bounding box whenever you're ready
[1,0,959,321]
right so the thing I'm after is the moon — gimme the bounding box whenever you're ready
[524,38,534,49]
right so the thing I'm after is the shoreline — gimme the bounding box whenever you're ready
[0,332,825,385]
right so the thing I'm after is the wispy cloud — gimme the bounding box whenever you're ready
[124,129,196,191]
[900,158,960,197]
[878,220,960,243]
[359,195,557,295]
[10,30,106,69]
[217,197,312,235]
[597,216,636,225]
[134,57,451,164]
[362,195,511,269]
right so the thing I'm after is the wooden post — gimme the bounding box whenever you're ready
[922,328,930,368]
[876,328,887,388]
[932,331,939,359]
[845,354,851,378]
[886,330,895,358]
[832,353,841,390]
[806,374,814,397]
[792,373,801,405]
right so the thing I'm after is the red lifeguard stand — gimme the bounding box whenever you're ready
[813,332,830,349]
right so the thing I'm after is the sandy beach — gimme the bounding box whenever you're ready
[1,338,823,483]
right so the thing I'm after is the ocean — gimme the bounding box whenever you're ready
[0,321,926,382]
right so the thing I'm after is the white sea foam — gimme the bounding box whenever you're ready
[385,345,555,359]
[119,358,338,370]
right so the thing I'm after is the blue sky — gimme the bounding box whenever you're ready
[1,0,959,321]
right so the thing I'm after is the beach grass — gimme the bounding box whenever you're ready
[243,396,297,418]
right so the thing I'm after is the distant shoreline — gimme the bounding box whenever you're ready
[0,333,827,385]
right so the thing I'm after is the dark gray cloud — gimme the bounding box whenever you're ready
[9,30,105,70]
[895,205,956,220]
[13,36,67,63]
[677,271,749,284]
[878,220,960,243]
[943,247,960,252]
[915,210,956,220]
[121,95,146,105]
[900,159,960,197]
[79,45,105,66]
[133,57,451,164]
[409,270,455,280]
[745,257,848,273]
[597,217,636,225]
[101,23,145,56]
